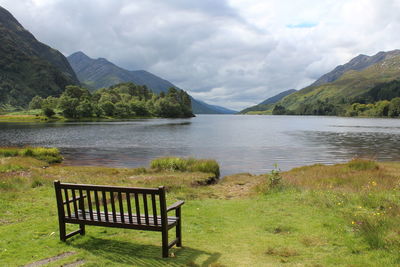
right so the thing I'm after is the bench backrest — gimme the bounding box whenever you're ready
[54,181,167,227]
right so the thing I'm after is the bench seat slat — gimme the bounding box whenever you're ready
[65,210,178,229]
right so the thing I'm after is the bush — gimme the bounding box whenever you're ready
[268,164,282,189]
[150,157,220,178]
[42,107,55,118]
[347,159,379,171]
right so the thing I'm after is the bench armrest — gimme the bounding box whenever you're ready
[167,200,185,212]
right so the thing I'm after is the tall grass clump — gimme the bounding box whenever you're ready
[150,157,220,178]
[347,158,379,171]
[0,164,26,173]
[0,147,62,163]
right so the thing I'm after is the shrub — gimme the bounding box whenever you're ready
[268,164,282,189]
[150,157,220,178]
[347,159,379,171]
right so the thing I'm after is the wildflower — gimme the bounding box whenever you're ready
[351,221,356,225]
[371,181,377,186]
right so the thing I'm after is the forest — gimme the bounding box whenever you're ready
[28,82,194,119]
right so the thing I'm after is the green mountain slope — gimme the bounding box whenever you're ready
[68,51,233,114]
[0,6,79,107]
[239,89,296,114]
[243,50,400,115]
[279,52,400,112]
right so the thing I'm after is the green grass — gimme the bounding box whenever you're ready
[0,156,399,266]
[0,147,63,163]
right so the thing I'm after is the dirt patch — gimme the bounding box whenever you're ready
[23,251,76,267]
[62,259,86,267]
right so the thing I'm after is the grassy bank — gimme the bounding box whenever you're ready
[0,154,399,266]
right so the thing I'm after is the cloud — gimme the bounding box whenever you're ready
[1,0,400,110]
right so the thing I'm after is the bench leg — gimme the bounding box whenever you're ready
[176,209,182,247]
[162,228,169,258]
[79,224,85,235]
[59,220,66,241]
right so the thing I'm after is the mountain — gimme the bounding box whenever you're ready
[243,50,400,115]
[192,99,237,114]
[67,51,232,114]
[0,6,79,107]
[240,89,296,114]
[311,50,400,87]
[67,51,174,94]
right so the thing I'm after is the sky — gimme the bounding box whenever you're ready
[1,0,400,110]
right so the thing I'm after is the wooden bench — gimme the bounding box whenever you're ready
[54,181,184,258]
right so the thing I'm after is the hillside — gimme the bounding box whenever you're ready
[244,50,400,115]
[192,99,237,114]
[68,52,232,114]
[0,6,79,107]
[240,89,296,114]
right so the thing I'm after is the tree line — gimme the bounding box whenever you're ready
[29,82,194,119]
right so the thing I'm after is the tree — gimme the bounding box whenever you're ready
[42,107,55,118]
[100,101,115,116]
[29,96,43,109]
[388,97,400,117]
[76,100,94,118]
[272,105,287,115]
[58,95,80,118]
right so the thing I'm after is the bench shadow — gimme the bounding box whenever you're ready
[69,236,220,267]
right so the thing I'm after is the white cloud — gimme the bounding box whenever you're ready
[1,0,400,110]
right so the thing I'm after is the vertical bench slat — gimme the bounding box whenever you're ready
[86,189,94,221]
[126,193,133,223]
[71,189,79,218]
[118,192,125,223]
[94,190,101,222]
[64,189,71,218]
[151,194,158,226]
[134,193,141,224]
[110,192,117,222]
[143,193,149,225]
[79,189,86,220]
[102,191,109,222]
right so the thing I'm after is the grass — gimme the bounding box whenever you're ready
[0,155,399,266]
[0,147,63,163]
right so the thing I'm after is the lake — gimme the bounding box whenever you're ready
[1,115,400,176]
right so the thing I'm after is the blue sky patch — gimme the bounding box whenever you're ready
[287,22,318,28]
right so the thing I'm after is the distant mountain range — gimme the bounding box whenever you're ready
[239,89,297,114]
[67,52,236,114]
[0,6,79,107]
[241,50,400,115]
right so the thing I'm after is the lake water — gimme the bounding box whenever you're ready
[1,115,400,176]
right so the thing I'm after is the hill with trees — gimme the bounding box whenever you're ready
[67,51,234,114]
[242,50,400,117]
[29,82,194,119]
